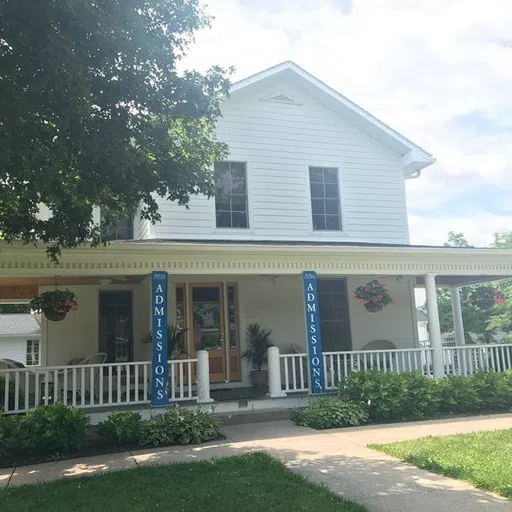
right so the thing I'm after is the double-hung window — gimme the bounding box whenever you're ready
[106,217,133,241]
[215,162,249,228]
[309,167,342,231]
[26,339,40,366]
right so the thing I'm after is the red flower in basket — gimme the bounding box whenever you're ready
[468,286,505,310]
[30,289,78,322]
[354,280,393,313]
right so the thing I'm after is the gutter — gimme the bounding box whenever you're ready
[405,170,422,180]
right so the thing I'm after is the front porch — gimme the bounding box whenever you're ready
[2,342,512,416]
[2,240,512,416]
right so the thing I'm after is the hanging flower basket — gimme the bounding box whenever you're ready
[364,302,384,313]
[45,310,67,322]
[355,280,394,313]
[468,286,505,310]
[29,289,78,322]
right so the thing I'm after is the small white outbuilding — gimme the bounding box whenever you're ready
[0,314,41,366]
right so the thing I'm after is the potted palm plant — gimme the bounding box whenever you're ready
[241,323,274,387]
[143,324,188,359]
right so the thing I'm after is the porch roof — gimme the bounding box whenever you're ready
[1,240,512,287]
[0,313,41,337]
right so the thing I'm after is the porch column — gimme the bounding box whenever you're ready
[196,350,213,403]
[267,346,286,398]
[425,273,445,378]
[450,286,467,376]
[450,286,465,346]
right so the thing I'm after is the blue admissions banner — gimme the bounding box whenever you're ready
[151,271,169,407]
[302,271,325,394]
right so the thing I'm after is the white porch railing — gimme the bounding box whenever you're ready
[280,353,309,393]
[279,347,435,393]
[443,344,512,376]
[276,344,512,395]
[323,348,434,390]
[0,359,198,414]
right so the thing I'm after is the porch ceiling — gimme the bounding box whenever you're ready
[0,275,147,301]
[1,240,512,280]
[0,275,147,286]
[415,275,511,287]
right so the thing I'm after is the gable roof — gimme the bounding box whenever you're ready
[0,314,41,337]
[231,61,435,176]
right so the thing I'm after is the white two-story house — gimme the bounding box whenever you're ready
[2,62,512,415]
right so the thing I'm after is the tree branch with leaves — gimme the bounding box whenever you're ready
[0,0,232,260]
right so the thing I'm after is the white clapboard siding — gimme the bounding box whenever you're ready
[134,216,151,240]
[152,78,409,244]
[134,204,151,239]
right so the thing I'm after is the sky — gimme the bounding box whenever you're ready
[183,0,512,247]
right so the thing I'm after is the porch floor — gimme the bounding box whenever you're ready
[210,386,268,402]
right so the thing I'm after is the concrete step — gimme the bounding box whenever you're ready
[217,408,294,426]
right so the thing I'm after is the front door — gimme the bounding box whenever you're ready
[188,284,240,383]
[99,291,133,363]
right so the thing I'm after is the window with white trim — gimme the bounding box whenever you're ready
[106,217,133,241]
[26,339,40,366]
[215,162,249,228]
[309,167,342,231]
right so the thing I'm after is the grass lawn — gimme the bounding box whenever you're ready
[0,452,367,512]
[371,429,512,499]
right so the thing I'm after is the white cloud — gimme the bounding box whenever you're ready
[184,0,512,244]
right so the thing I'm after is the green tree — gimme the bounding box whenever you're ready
[444,231,472,248]
[436,287,496,342]
[1,0,231,260]
[491,232,512,249]
[487,233,512,333]
[438,231,490,339]
[0,303,31,314]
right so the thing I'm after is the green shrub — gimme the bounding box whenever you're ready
[139,408,222,447]
[437,372,512,415]
[397,371,440,419]
[340,370,439,421]
[437,375,481,414]
[339,369,512,424]
[24,403,90,456]
[98,411,142,446]
[0,403,90,462]
[471,371,512,411]
[0,413,21,460]
[293,397,369,430]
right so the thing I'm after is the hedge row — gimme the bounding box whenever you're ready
[0,403,222,465]
[294,370,512,429]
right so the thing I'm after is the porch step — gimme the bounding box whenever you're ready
[217,408,293,426]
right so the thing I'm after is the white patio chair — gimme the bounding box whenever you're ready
[360,340,397,371]
[0,358,25,369]
[59,352,107,403]
[0,358,35,410]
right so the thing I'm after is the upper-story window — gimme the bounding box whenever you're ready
[106,217,133,241]
[309,167,342,231]
[215,162,249,228]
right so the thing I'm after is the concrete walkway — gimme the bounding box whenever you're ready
[1,414,511,511]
